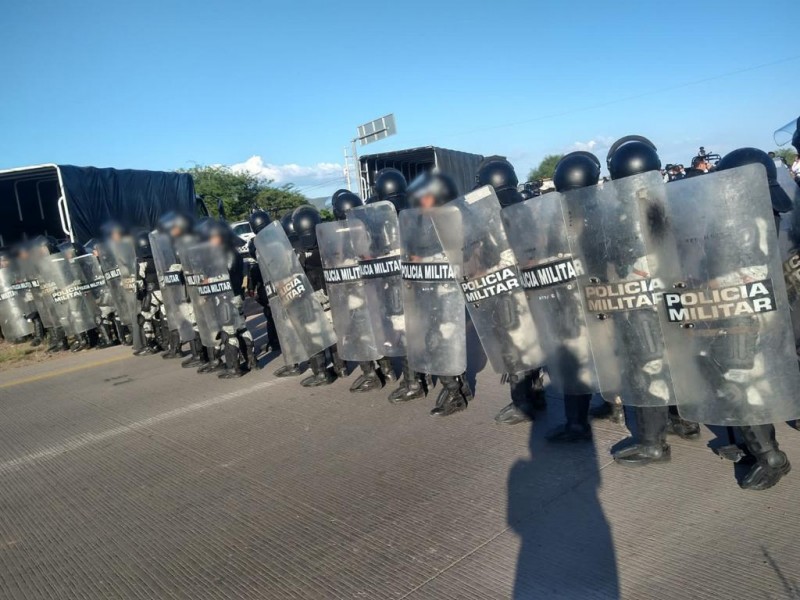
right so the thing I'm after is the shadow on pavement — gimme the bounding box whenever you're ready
[507,401,619,599]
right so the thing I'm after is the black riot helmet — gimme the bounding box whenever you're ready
[374,168,408,210]
[292,205,322,251]
[717,147,793,213]
[58,241,87,259]
[332,191,363,221]
[100,220,127,242]
[157,211,194,238]
[793,117,800,153]
[280,212,298,245]
[606,135,661,180]
[476,159,524,207]
[554,152,602,192]
[134,231,153,259]
[248,209,272,234]
[407,171,459,210]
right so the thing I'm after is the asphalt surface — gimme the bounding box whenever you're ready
[1,316,799,599]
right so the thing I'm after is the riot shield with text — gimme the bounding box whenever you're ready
[656,164,800,426]
[503,192,599,394]
[39,253,95,336]
[106,239,139,326]
[264,279,307,365]
[71,254,108,319]
[150,232,195,342]
[0,265,34,341]
[399,208,466,376]
[317,221,381,362]
[17,255,58,329]
[95,242,132,326]
[346,201,406,357]
[181,242,244,348]
[253,222,336,360]
[562,172,675,407]
[431,186,545,374]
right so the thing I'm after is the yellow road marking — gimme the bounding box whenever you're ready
[0,354,133,390]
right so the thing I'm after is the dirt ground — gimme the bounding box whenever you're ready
[0,338,58,372]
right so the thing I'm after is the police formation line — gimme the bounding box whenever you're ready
[2,126,800,493]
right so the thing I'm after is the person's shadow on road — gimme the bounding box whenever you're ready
[507,395,620,599]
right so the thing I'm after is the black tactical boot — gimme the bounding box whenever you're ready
[182,336,206,368]
[546,394,594,442]
[274,363,303,378]
[198,347,223,373]
[30,316,45,347]
[739,424,791,491]
[47,327,68,353]
[431,376,469,417]
[301,352,335,387]
[72,331,91,352]
[614,406,671,466]
[494,370,539,425]
[590,398,626,425]
[162,329,183,359]
[218,343,245,379]
[377,357,396,383]
[240,335,258,371]
[331,347,347,379]
[350,361,382,393]
[388,358,425,403]
[667,406,701,439]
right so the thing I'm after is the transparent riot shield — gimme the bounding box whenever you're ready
[503,192,600,394]
[774,116,798,146]
[316,221,381,362]
[264,279,307,365]
[95,242,132,326]
[39,253,95,336]
[775,161,800,210]
[399,208,466,376]
[347,201,406,357]
[16,255,58,329]
[430,186,545,374]
[0,266,34,341]
[106,238,139,326]
[562,172,675,407]
[181,242,244,348]
[71,254,107,320]
[656,164,800,426]
[149,232,195,342]
[253,222,336,360]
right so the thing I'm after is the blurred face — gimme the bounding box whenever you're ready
[170,225,182,238]
[209,233,223,247]
[419,194,436,210]
[0,256,10,268]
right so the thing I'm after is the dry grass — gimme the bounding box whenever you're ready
[0,338,52,371]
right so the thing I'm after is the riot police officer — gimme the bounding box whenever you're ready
[247,210,280,356]
[292,205,346,386]
[712,147,794,490]
[403,171,473,416]
[373,168,426,403]
[133,231,164,355]
[330,190,389,392]
[476,158,546,425]
[203,219,255,379]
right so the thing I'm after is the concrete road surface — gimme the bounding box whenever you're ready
[0,321,799,599]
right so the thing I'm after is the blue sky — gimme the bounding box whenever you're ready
[1,0,798,196]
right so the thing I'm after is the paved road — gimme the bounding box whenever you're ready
[1,320,799,599]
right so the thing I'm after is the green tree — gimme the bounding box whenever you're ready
[527,154,564,181]
[180,165,307,221]
[774,148,797,166]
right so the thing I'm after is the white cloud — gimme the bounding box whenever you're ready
[228,155,345,186]
[566,136,614,153]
